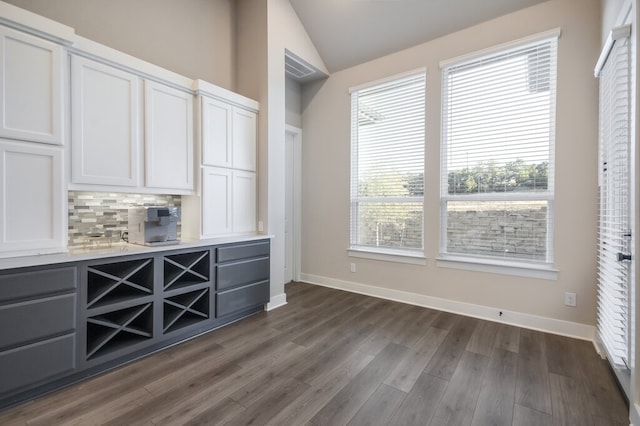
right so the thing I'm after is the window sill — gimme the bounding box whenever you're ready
[348,247,427,265]
[436,255,558,280]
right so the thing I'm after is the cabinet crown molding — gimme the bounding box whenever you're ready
[0,1,75,45]
[194,79,259,112]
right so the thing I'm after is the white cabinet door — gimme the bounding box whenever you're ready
[232,170,256,233]
[201,97,232,168]
[0,140,64,255]
[71,56,140,187]
[0,27,63,145]
[145,81,194,191]
[232,108,257,171]
[201,167,232,237]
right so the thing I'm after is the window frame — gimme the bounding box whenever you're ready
[438,29,560,273]
[349,69,427,260]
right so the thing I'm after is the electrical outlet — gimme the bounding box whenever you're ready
[564,292,577,307]
[258,221,264,232]
[350,263,356,273]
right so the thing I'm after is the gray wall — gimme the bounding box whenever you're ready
[3,0,236,90]
[300,0,602,326]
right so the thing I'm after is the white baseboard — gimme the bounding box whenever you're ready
[266,292,287,311]
[300,273,595,341]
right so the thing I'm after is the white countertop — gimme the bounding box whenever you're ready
[0,234,272,271]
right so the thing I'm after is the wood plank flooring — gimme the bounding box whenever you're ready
[0,282,628,425]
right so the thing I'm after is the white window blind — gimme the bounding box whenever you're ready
[597,30,631,369]
[350,72,425,253]
[440,35,557,264]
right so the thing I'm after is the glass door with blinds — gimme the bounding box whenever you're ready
[596,24,632,377]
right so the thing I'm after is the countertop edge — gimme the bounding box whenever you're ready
[0,234,273,271]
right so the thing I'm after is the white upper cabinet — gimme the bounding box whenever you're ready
[197,80,258,172]
[145,81,194,191]
[201,97,232,168]
[232,108,257,171]
[71,55,140,187]
[232,170,257,233]
[0,26,63,145]
[201,97,256,171]
[0,139,64,256]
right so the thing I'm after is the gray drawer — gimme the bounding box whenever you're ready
[217,257,269,291]
[0,266,76,303]
[217,241,270,263]
[217,280,269,317]
[0,333,76,395]
[0,294,76,350]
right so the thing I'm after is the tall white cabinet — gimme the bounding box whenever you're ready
[71,56,140,187]
[0,13,71,257]
[183,80,259,239]
[144,81,193,191]
[0,26,64,145]
[0,140,64,255]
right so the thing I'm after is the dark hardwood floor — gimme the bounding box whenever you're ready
[0,282,628,425]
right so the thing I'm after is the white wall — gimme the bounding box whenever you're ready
[602,0,629,43]
[237,0,326,308]
[2,0,236,89]
[300,0,601,331]
[285,78,302,127]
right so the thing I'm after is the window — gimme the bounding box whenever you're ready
[350,71,425,255]
[440,32,558,266]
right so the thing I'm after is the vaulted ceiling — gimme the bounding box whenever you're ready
[288,0,550,72]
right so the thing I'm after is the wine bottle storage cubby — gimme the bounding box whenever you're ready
[163,250,210,291]
[163,288,210,334]
[86,258,154,309]
[86,302,153,360]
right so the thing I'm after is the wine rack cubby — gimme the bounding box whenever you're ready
[86,302,153,360]
[86,258,153,309]
[163,288,210,334]
[163,251,210,291]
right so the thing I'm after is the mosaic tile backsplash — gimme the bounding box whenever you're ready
[68,191,181,247]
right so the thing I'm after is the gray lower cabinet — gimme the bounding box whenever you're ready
[217,240,270,318]
[0,239,270,410]
[0,266,78,398]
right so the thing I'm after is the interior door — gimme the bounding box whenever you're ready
[284,126,303,284]
[284,130,295,284]
[597,29,633,374]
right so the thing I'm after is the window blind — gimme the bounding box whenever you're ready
[597,33,631,369]
[440,35,557,263]
[350,72,425,252]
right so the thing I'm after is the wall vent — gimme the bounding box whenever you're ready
[285,50,323,81]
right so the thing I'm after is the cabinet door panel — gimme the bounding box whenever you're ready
[217,257,269,291]
[145,81,194,191]
[232,108,256,171]
[0,334,76,395]
[202,167,232,237]
[0,266,76,302]
[233,171,256,233]
[201,97,232,168]
[0,294,76,350]
[0,27,63,145]
[217,241,270,263]
[217,280,269,318]
[71,56,139,186]
[0,140,64,254]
